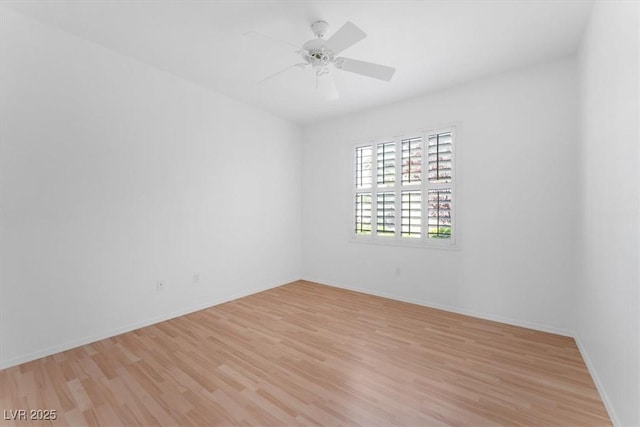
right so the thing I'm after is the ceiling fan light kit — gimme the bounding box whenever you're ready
[257,20,396,100]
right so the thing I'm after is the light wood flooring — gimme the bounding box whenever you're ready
[1,280,611,426]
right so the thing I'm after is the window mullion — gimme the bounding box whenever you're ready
[424,132,431,240]
[371,144,378,237]
[421,133,427,240]
[395,138,401,240]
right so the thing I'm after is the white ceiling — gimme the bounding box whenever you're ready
[5,0,593,125]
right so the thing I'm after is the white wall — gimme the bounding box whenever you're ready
[3,3,638,425]
[578,2,639,426]
[0,8,302,368]
[302,58,580,334]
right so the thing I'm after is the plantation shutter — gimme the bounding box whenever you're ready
[353,127,455,245]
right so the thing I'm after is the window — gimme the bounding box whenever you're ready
[352,127,456,247]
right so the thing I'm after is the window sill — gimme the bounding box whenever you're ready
[349,235,459,250]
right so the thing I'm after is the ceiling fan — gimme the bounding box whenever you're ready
[252,20,396,100]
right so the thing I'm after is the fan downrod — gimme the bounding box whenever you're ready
[310,21,329,39]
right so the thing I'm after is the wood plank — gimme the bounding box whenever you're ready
[0,280,611,426]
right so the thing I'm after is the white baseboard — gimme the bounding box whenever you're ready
[303,277,622,424]
[573,335,620,427]
[0,280,288,370]
[2,277,620,426]
[303,277,574,337]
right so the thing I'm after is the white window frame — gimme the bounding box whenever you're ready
[351,125,457,249]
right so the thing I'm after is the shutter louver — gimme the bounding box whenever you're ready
[428,132,452,183]
[376,192,395,236]
[401,190,422,238]
[427,189,452,239]
[377,142,395,187]
[355,146,372,189]
[402,137,422,184]
[355,193,372,234]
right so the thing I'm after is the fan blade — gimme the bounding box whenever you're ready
[317,72,339,101]
[335,57,395,81]
[258,63,308,84]
[243,30,301,51]
[323,22,366,55]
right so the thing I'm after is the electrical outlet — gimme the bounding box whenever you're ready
[157,280,165,292]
